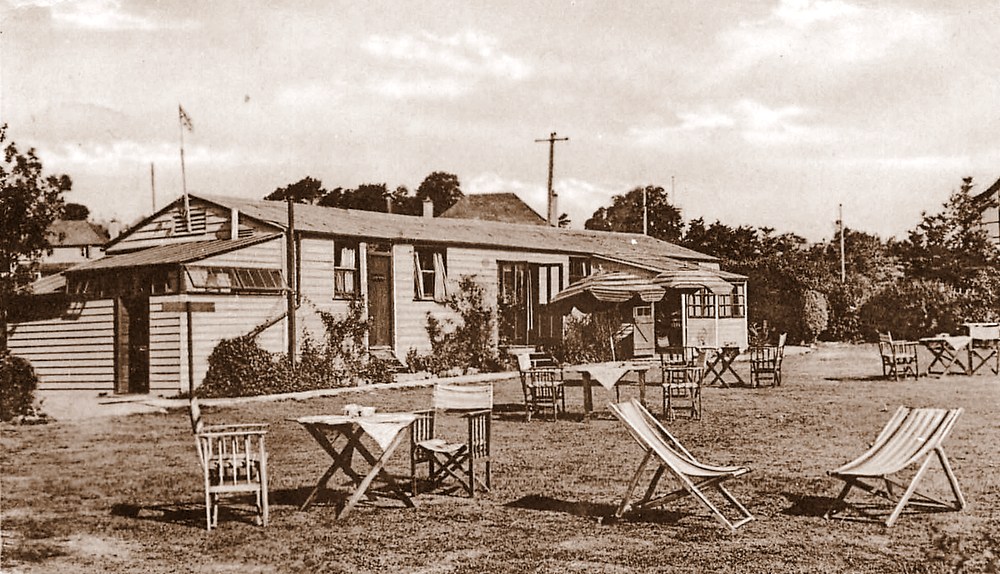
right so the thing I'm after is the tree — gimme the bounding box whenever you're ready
[1,124,70,348]
[62,202,90,221]
[584,185,683,243]
[265,176,326,204]
[342,183,390,212]
[898,177,999,288]
[416,172,463,216]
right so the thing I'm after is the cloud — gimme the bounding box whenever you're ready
[629,99,833,148]
[364,30,532,80]
[37,140,243,173]
[720,0,944,69]
[362,29,532,100]
[12,0,168,30]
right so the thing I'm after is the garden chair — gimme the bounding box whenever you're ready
[410,383,493,497]
[516,352,566,422]
[825,406,965,527]
[661,349,708,421]
[608,399,754,532]
[749,332,786,387]
[877,332,919,380]
[189,397,270,530]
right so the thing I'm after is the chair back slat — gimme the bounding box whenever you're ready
[434,383,494,411]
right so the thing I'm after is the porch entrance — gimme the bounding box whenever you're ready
[498,262,563,347]
[366,250,393,348]
[114,296,149,394]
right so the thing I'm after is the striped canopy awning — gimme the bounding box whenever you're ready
[547,271,666,314]
[654,268,733,295]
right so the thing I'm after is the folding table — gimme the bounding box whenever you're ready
[294,412,418,519]
[702,346,745,387]
[919,335,972,376]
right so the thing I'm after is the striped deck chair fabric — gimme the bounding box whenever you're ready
[825,406,965,527]
[609,399,753,532]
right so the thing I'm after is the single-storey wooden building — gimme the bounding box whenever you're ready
[7,193,748,396]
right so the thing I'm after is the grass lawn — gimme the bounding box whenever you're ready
[2,343,999,573]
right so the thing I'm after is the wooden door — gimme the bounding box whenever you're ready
[366,253,393,347]
[632,304,654,357]
[115,296,149,394]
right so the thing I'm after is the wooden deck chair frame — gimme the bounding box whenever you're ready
[410,383,493,497]
[609,399,754,532]
[516,352,566,422]
[749,333,786,388]
[189,397,270,530]
[660,349,708,421]
[825,406,965,527]
[877,331,919,381]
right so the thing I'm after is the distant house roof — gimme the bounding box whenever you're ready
[439,193,547,226]
[68,234,281,273]
[973,177,1000,204]
[192,194,721,265]
[46,220,109,247]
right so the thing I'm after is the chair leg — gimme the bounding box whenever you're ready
[205,490,214,531]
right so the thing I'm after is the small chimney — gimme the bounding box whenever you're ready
[230,208,239,240]
[422,198,434,218]
[385,196,393,214]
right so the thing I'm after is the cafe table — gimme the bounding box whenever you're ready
[918,335,973,376]
[567,361,655,422]
[293,412,418,519]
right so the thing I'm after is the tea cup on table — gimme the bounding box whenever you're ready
[360,406,377,417]
[343,404,362,417]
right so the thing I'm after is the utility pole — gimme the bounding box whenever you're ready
[535,132,569,226]
[150,163,156,212]
[642,186,648,235]
[838,203,846,283]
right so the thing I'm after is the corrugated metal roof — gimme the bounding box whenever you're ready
[28,272,67,295]
[196,193,719,263]
[67,233,282,273]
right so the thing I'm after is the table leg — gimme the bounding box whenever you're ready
[721,352,746,387]
[638,371,647,407]
[300,426,364,510]
[582,372,594,422]
[338,431,415,520]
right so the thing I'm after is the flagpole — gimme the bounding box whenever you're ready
[178,104,191,232]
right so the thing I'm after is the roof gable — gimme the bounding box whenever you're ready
[439,193,547,225]
[46,220,109,247]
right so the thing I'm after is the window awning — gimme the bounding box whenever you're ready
[654,269,734,295]
[547,271,666,314]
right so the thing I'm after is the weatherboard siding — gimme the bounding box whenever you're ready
[393,244,569,355]
[7,300,116,391]
[106,199,271,254]
[196,236,284,268]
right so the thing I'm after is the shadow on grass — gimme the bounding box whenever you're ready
[823,375,889,383]
[780,492,837,517]
[505,494,689,525]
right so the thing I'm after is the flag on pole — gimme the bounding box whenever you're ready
[178,105,194,132]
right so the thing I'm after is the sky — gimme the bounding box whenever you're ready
[2,0,1000,243]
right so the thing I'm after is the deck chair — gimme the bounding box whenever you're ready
[609,399,754,532]
[749,332,786,387]
[877,332,919,380]
[825,406,965,527]
[661,349,708,421]
[189,397,269,530]
[516,352,566,422]
[410,383,493,497]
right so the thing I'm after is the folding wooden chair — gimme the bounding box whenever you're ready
[189,397,269,530]
[749,333,786,387]
[410,383,493,497]
[609,399,754,532]
[825,406,965,527]
[660,349,708,421]
[516,352,566,422]
[877,331,919,380]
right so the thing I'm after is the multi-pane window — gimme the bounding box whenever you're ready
[186,266,284,293]
[717,284,745,318]
[568,257,590,285]
[685,288,716,318]
[333,241,358,299]
[413,247,447,301]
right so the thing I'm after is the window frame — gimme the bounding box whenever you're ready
[332,240,359,300]
[413,246,447,301]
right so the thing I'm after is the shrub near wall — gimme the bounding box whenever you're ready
[0,351,38,421]
[859,279,966,341]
